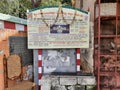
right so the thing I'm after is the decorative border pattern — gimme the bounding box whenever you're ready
[76,48,81,72]
[0,20,27,31]
[38,49,42,89]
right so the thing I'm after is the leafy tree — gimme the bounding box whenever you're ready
[0,0,71,19]
[0,0,8,14]
[40,0,71,7]
[40,0,62,7]
[0,0,19,16]
[0,0,32,19]
[61,0,71,5]
[19,0,32,18]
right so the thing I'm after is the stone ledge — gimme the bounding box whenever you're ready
[41,75,96,85]
[60,77,77,85]
[41,75,96,90]
[77,76,96,85]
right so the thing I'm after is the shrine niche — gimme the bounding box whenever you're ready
[27,6,94,90]
[27,6,90,75]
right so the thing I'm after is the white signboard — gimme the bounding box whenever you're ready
[27,7,90,49]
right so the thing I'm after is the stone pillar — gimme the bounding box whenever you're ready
[83,0,96,21]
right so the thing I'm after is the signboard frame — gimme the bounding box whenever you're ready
[37,48,81,75]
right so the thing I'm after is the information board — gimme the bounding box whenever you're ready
[27,7,90,49]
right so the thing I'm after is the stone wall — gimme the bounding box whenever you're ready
[41,75,96,90]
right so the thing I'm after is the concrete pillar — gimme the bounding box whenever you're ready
[83,0,96,21]
[33,50,39,90]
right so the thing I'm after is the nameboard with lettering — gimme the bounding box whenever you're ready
[27,6,90,49]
